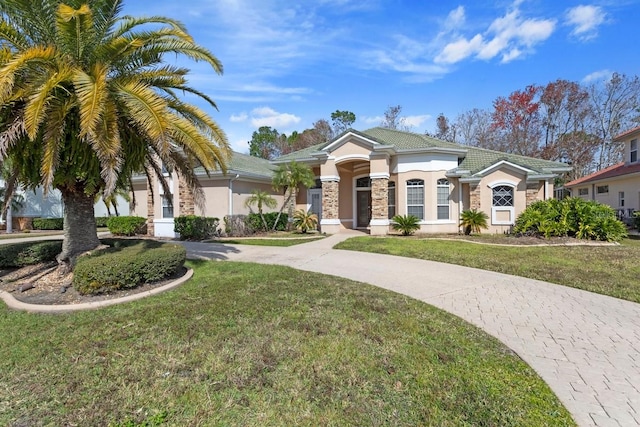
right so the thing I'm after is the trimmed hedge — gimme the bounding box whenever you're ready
[0,241,62,267]
[246,212,288,232]
[95,216,109,228]
[73,240,186,295]
[174,215,219,240]
[107,216,146,236]
[32,218,64,230]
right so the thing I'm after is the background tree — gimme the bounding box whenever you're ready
[588,72,640,169]
[331,110,356,135]
[434,113,456,142]
[271,161,315,231]
[381,105,409,131]
[248,126,283,159]
[0,0,229,270]
[312,119,334,143]
[490,85,542,156]
[454,108,496,147]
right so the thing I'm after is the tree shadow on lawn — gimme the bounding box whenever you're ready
[179,240,242,261]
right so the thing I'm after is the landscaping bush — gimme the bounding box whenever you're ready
[73,240,186,295]
[514,197,627,242]
[0,241,62,267]
[634,212,640,231]
[174,215,220,240]
[107,216,146,236]
[459,209,489,235]
[246,212,288,232]
[391,214,421,236]
[32,217,64,230]
[95,216,109,228]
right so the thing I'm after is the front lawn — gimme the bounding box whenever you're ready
[0,261,574,426]
[335,235,640,303]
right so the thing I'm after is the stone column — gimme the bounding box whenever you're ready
[320,180,340,234]
[526,182,541,206]
[370,177,389,235]
[146,185,155,236]
[470,184,481,210]
[178,175,195,216]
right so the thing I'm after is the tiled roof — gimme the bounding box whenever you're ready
[195,151,275,179]
[275,127,570,177]
[614,126,640,141]
[565,162,640,187]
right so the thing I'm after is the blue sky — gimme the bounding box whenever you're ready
[124,0,640,153]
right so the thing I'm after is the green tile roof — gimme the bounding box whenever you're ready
[274,127,570,177]
[196,151,275,179]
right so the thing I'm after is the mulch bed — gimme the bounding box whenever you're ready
[0,262,188,306]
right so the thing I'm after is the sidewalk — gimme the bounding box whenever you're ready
[181,232,640,427]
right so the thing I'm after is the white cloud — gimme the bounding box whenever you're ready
[435,1,556,65]
[229,112,248,122]
[565,5,606,41]
[582,69,613,83]
[403,115,431,128]
[361,115,384,125]
[250,107,301,129]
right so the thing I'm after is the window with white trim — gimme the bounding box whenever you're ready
[578,188,588,196]
[436,179,450,220]
[492,185,514,207]
[619,191,625,207]
[597,185,608,194]
[388,181,396,219]
[406,179,424,220]
[162,194,174,218]
[631,139,638,163]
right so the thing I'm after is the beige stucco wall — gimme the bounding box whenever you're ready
[477,168,527,234]
[331,141,372,160]
[129,182,148,217]
[581,176,640,212]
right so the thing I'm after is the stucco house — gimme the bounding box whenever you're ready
[129,151,283,237]
[564,126,640,222]
[274,127,571,235]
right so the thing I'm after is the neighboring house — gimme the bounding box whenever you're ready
[274,128,571,235]
[564,126,640,222]
[0,180,129,231]
[130,151,283,237]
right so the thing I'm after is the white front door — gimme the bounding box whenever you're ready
[308,188,322,220]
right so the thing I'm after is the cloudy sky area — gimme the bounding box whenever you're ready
[125,0,640,152]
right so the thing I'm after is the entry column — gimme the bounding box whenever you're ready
[370,173,390,235]
[320,177,341,234]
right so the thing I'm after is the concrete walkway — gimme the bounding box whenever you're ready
[181,231,640,427]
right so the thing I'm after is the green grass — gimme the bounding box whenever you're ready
[335,235,640,303]
[0,261,574,426]
[210,237,325,246]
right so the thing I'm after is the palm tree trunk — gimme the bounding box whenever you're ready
[272,192,291,232]
[57,187,101,273]
[286,188,297,231]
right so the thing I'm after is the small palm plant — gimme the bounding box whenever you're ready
[391,214,421,236]
[292,209,318,233]
[244,189,277,231]
[460,209,489,235]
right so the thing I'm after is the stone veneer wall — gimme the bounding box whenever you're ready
[178,176,195,216]
[526,183,541,206]
[146,186,155,236]
[321,181,339,220]
[470,184,481,210]
[371,178,388,219]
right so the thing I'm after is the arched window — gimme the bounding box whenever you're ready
[491,184,515,225]
[437,179,450,220]
[406,179,424,220]
[492,185,514,207]
[388,181,396,219]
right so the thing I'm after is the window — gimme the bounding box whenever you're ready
[406,179,424,220]
[388,181,396,219]
[162,194,174,218]
[492,185,514,207]
[356,177,371,188]
[631,139,638,163]
[578,188,589,196]
[619,191,625,207]
[436,179,450,220]
[597,185,609,194]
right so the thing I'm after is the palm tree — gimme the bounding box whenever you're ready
[0,0,230,270]
[391,214,420,236]
[459,209,489,235]
[272,161,315,231]
[244,189,277,231]
[292,209,318,233]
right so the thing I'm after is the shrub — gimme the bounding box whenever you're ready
[292,209,318,233]
[634,212,640,231]
[0,241,62,267]
[174,215,220,240]
[73,240,186,295]
[514,197,627,242]
[246,212,288,232]
[107,216,146,236]
[459,209,489,235]
[95,216,109,227]
[391,214,421,236]
[32,218,64,230]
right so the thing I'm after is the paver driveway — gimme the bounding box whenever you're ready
[182,231,640,427]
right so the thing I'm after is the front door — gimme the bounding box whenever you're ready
[308,188,322,220]
[357,190,371,228]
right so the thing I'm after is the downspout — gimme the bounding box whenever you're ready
[228,174,240,216]
[544,180,548,200]
[458,180,463,231]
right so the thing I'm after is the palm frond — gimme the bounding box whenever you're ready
[0,45,57,104]
[40,97,73,189]
[168,115,229,174]
[0,19,30,51]
[114,79,170,143]
[73,63,108,140]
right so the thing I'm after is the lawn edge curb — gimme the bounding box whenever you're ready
[0,268,194,313]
